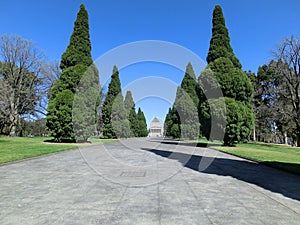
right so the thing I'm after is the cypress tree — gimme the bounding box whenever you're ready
[102,66,122,138]
[111,93,130,138]
[60,4,92,70]
[124,90,138,137]
[164,107,181,139]
[124,91,135,112]
[172,86,199,140]
[136,107,148,137]
[181,62,200,107]
[206,5,241,69]
[46,4,97,142]
[73,65,100,142]
[164,63,200,140]
[199,5,254,145]
[164,108,172,137]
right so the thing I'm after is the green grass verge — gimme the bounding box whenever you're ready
[213,142,300,175]
[0,136,118,164]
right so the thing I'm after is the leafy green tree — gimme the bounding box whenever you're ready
[251,63,295,144]
[46,4,97,142]
[268,36,300,146]
[0,36,44,137]
[102,66,122,138]
[18,118,47,137]
[136,107,148,137]
[124,90,138,137]
[199,5,254,145]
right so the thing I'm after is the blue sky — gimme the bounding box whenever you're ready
[2,0,300,126]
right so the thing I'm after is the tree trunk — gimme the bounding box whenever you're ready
[9,106,18,137]
[284,131,288,145]
[297,124,300,147]
[9,124,16,137]
[253,126,256,142]
[9,113,17,137]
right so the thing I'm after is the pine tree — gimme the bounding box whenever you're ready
[136,107,148,137]
[46,4,97,142]
[169,107,181,139]
[164,107,181,139]
[73,65,100,142]
[175,88,199,140]
[124,90,138,137]
[124,91,135,113]
[181,62,200,107]
[164,63,200,140]
[111,93,130,138]
[206,5,241,69]
[60,5,92,70]
[102,66,122,138]
[164,108,172,137]
[199,5,254,145]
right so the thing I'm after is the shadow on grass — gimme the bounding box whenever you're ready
[149,138,222,148]
[141,147,300,202]
[44,139,91,144]
[262,161,300,176]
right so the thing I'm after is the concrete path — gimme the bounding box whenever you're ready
[1,138,300,225]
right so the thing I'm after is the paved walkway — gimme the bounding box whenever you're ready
[1,138,300,225]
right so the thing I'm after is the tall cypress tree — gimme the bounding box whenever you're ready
[124,90,135,116]
[111,93,130,138]
[181,62,200,107]
[60,4,92,70]
[164,108,172,137]
[124,90,138,137]
[102,66,122,138]
[73,65,100,142]
[175,87,199,140]
[199,5,254,145]
[164,63,200,140]
[46,4,97,142]
[164,107,181,139]
[206,5,241,69]
[136,107,148,137]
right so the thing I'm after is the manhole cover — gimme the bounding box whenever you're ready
[120,171,146,177]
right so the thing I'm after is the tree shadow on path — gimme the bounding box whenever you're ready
[141,147,300,202]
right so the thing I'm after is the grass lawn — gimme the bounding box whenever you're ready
[0,136,117,164]
[213,142,300,175]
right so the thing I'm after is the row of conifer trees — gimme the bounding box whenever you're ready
[46,4,147,142]
[164,5,254,146]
